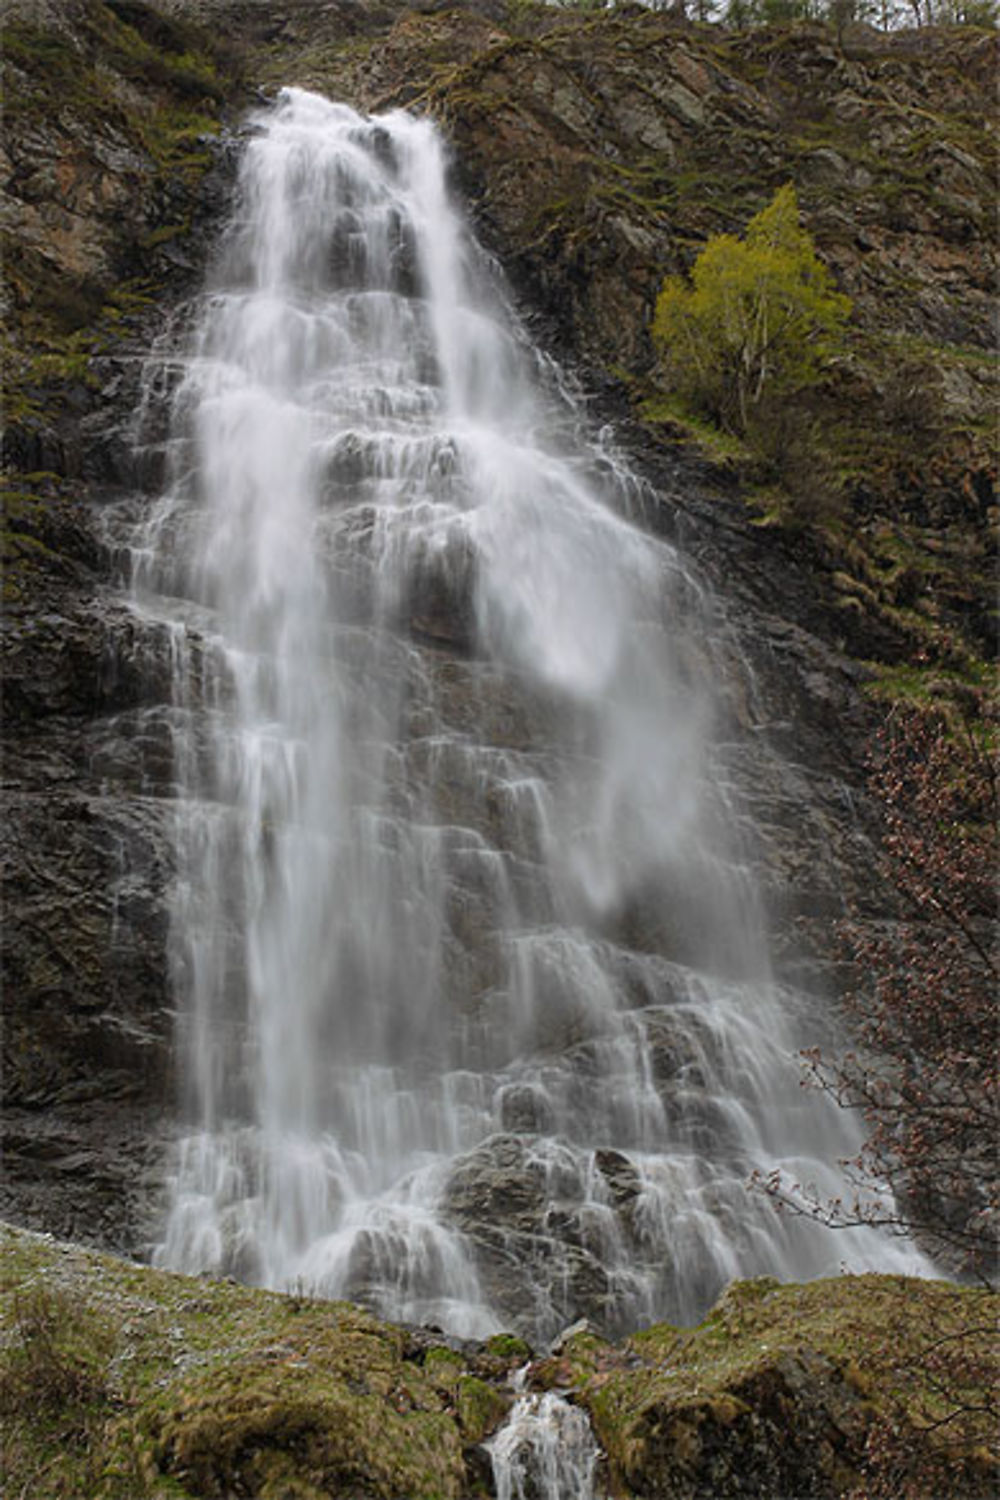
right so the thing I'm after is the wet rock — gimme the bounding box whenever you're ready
[616,1346,875,1499]
[593,1149,642,1212]
[550,1316,602,1354]
[442,1135,625,1339]
[497,1083,556,1136]
[445,1135,547,1233]
[0,1105,167,1253]
[1,781,173,1112]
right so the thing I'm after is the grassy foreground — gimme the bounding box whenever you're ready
[1,1222,996,1498]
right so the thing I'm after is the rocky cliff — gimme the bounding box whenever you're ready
[2,0,243,1247]
[1,0,995,1392]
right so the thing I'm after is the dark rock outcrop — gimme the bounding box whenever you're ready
[2,0,240,1249]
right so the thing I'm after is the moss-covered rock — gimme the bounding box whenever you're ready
[0,1224,485,1498]
[2,1226,996,1499]
[146,1333,467,1498]
[581,1274,998,1498]
[456,1373,511,1443]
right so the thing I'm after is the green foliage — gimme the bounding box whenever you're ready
[653,183,851,434]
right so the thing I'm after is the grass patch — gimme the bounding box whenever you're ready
[640,393,752,466]
[1,1281,114,1417]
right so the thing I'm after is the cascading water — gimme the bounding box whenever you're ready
[135,88,929,1342]
[488,1384,601,1500]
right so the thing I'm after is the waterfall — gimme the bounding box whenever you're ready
[489,1388,601,1500]
[136,88,929,1340]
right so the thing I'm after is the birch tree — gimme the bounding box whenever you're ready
[653,183,850,434]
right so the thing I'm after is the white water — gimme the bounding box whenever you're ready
[137,89,929,1340]
[489,1387,601,1500]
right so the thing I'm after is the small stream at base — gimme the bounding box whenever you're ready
[488,1385,601,1500]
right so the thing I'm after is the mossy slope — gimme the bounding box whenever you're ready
[3,1225,997,1499]
[542,1275,999,1499]
[1,0,237,494]
[0,1224,501,1499]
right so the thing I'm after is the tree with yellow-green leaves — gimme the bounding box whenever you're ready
[653,183,851,436]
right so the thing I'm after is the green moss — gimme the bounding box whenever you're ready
[139,220,192,251]
[640,393,753,466]
[583,1276,997,1497]
[86,1,224,104]
[1,2,228,405]
[1,5,226,184]
[0,28,99,122]
[483,1332,532,1363]
[148,1349,463,1499]
[424,1345,465,1392]
[138,107,218,176]
[1,234,108,339]
[456,1375,510,1443]
[1,489,48,521]
[862,658,996,728]
[1,531,60,565]
[0,3,237,485]
[0,1227,469,1500]
[0,480,79,607]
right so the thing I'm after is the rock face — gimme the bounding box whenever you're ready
[1,0,239,1248]
[1,0,995,1282]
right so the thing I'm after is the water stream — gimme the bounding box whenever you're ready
[134,89,927,1343]
[489,1382,601,1500]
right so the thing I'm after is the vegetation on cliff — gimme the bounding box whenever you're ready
[652,181,852,435]
[1,0,241,605]
[271,0,994,715]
